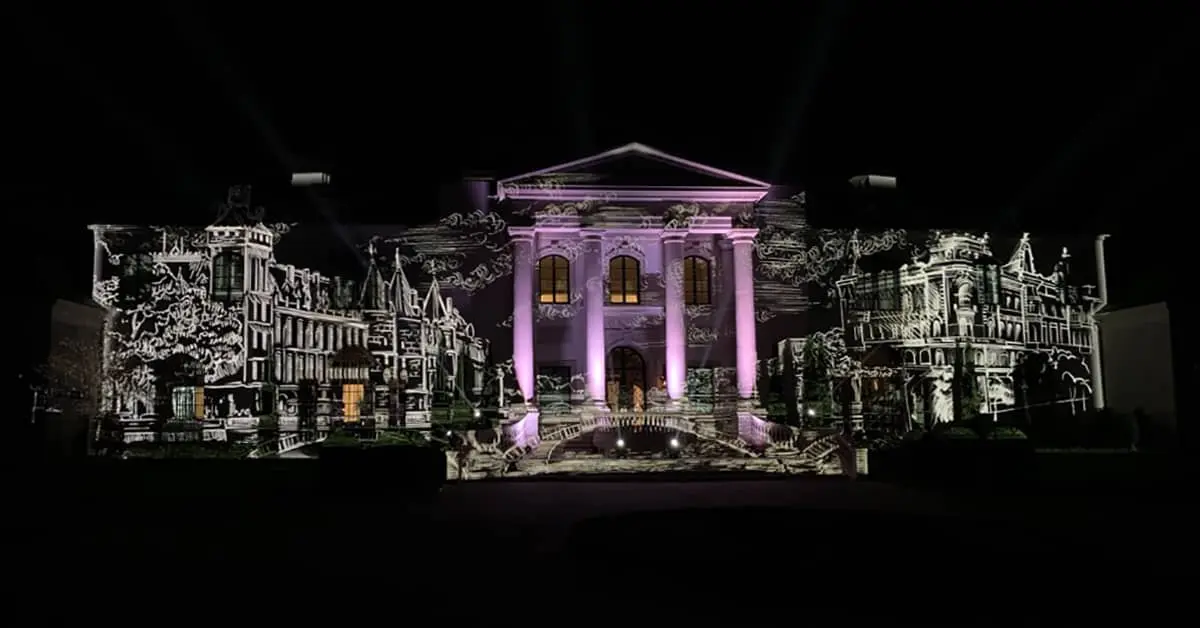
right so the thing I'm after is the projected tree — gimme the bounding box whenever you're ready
[95,228,244,414]
[1013,346,1093,415]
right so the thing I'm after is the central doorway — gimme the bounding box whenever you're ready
[607,347,646,411]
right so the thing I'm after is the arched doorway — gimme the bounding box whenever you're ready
[607,347,646,410]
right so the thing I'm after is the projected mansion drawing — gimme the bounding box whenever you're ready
[86,143,1109,437]
[88,209,488,432]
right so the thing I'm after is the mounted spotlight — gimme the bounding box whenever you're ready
[669,438,680,449]
[667,436,681,459]
[472,408,482,419]
[806,408,817,418]
[291,172,331,187]
[848,174,897,189]
[616,438,626,449]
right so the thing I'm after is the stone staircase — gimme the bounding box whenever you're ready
[551,431,599,459]
[247,431,327,458]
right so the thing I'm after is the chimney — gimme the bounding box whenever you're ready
[463,175,494,214]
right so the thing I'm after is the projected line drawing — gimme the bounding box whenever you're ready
[89,189,489,436]
[83,143,1110,476]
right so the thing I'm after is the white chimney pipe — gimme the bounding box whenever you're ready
[1090,234,1110,410]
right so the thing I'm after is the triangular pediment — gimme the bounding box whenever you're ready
[498,143,771,195]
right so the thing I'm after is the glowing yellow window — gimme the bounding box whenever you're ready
[608,256,640,304]
[194,388,205,419]
[342,383,364,422]
[172,386,206,420]
[538,255,570,304]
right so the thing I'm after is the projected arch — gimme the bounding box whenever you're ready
[607,346,646,410]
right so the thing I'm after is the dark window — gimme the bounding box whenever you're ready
[682,256,711,305]
[606,347,646,408]
[212,251,243,302]
[538,255,571,304]
[608,256,640,304]
[537,365,572,400]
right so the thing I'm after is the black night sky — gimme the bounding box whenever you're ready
[14,3,1197,370]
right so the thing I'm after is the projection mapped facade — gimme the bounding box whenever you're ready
[86,143,1109,451]
[777,231,1103,428]
[88,191,488,433]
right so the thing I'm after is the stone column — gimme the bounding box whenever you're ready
[509,229,536,404]
[729,230,759,402]
[662,230,687,405]
[582,230,608,406]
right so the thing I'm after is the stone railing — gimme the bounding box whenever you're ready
[247,431,326,458]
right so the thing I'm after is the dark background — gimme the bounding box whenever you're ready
[14,2,1196,374]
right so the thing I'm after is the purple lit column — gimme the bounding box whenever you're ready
[729,230,759,401]
[662,230,687,403]
[582,230,608,406]
[509,229,536,403]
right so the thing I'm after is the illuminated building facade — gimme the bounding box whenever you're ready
[779,231,1104,425]
[89,197,488,434]
[493,143,774,419]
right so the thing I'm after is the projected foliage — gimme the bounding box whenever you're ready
[85,146,1105,468]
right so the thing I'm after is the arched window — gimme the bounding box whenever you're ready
[538,255,571,304]
[608,256,641,304]
[211,251,243,303]
[682,256,711,305]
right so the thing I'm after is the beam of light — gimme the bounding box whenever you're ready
[164,4,365,268]
[1008,22,1189,217]
[767,0,856,181]
[552,0,595,155]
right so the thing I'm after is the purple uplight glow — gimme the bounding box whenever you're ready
[730,231,758,400]
[663,231,687,402]
[78,143,1109,471]
[509,229,536,402]
[583,231,608,405]
[504,410,541,450]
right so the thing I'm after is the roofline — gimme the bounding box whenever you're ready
[496,142,772,189]
[499,185,769,204]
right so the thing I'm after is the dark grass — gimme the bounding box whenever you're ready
[867,445,1185,498]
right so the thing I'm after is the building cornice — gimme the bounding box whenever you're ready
[499,186,769,204]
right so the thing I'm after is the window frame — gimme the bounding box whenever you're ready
[537,254,571,304]
[211,251,243,303]
[171,386,205,420]
[342,383,365,422]
[682,256,712,305]
[608,255,641,305]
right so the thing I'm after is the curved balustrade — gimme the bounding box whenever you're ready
[247,431,327,458]
[798,433,843,468]
[498,413,759,465]
[739,414,805,450]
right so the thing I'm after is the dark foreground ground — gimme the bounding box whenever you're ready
[3,456,1192,610]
